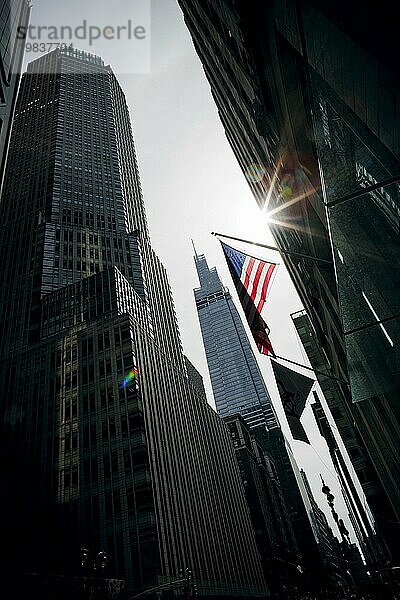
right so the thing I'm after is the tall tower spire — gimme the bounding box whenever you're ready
[193,249,278,430]
[191,238,198,257]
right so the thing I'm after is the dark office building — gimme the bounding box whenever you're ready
[259,427,340,593]
[0,0,30,185]
[293,309,385,569]
[184,355,207,402]
[0,47,269,598]
[224,414,304,598]
[179,0,400,561]
[300,469,350,594]
[346,544,371,591]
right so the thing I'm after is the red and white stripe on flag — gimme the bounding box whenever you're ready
[220,241,277,357]
[240,255,276,320]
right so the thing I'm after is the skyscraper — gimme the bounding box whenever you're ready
[0,47,269,598]
[0,0,30,185]
[259,426,344,594]
[193,250,337,593]
[194,250,278,431]
[223,413,303,598]
[179,0,400,562]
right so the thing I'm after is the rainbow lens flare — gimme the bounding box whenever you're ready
[121,367,139,388]
[245,163,266,183]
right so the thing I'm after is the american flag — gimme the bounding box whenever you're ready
[221,242,276,356]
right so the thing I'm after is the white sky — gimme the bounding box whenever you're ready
[22,0,371,547]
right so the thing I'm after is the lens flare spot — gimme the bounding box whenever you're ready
[245,163,266,183]
[121,367,139,388]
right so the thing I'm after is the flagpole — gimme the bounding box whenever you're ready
[214,232,347,386]
[211,231,332,265]
[273,354,348,385]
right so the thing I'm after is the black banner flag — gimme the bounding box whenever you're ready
[271,360,314,443]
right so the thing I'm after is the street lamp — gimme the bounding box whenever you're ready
[179,567,197,598]
[80,547,110,600]
[81,546,109,572]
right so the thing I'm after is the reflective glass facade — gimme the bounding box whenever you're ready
[0,48,268,598]
[194,252,278,431]
[179,0,400,563]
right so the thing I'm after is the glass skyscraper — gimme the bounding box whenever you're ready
[0,47,269,598]
[194,251,278,431]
